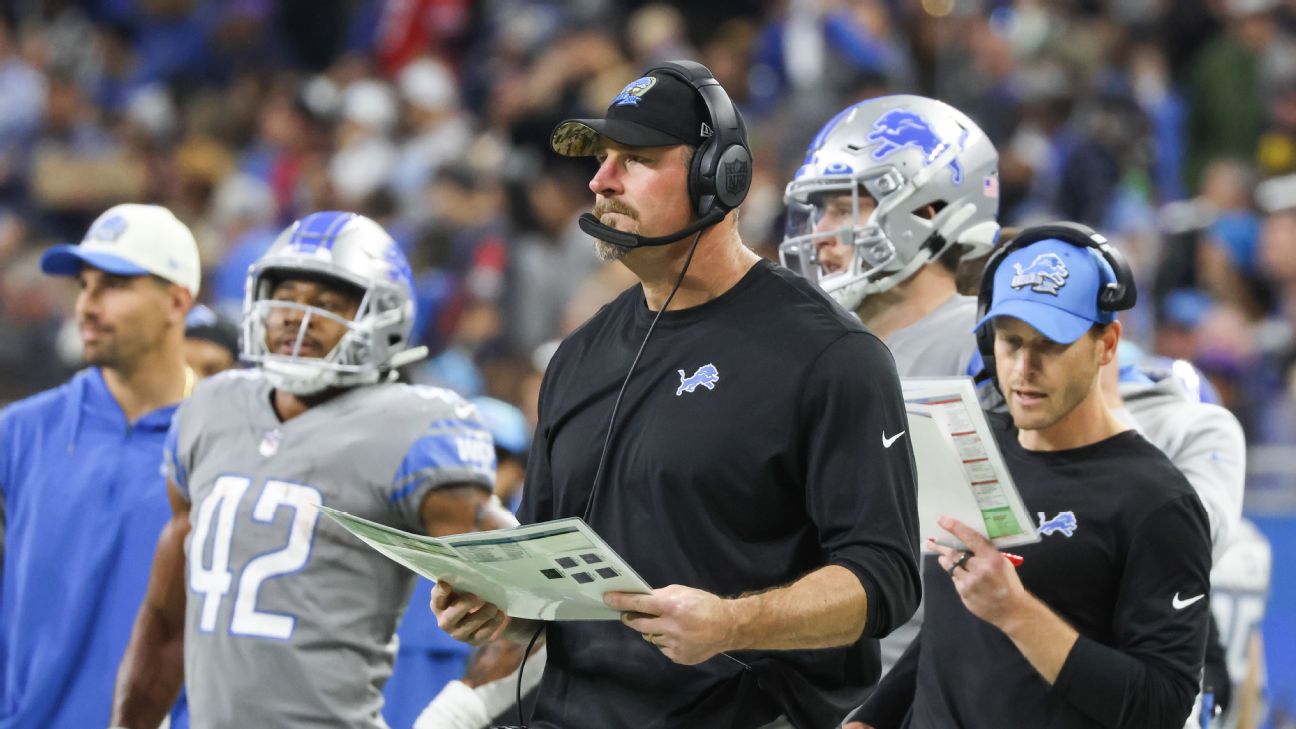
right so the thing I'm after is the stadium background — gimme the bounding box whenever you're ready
[0,0,1293,725]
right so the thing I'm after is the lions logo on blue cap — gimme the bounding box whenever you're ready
[1010,253,1070,295]
[612,76,657,107]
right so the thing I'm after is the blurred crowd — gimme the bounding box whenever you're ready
[1,0,1296,499]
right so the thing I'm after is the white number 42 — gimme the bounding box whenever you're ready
[188,475,322,640]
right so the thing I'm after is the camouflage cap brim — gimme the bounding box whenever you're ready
[550,118,691,157]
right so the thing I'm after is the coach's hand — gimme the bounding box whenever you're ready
[930,515,1027,628]
[605,585,737,666]
[431,581,510,646]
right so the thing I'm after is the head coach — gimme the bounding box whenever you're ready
[430,61,922,728]
[856,224,1213,729]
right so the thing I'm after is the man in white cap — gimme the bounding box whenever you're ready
[0,204,198,729]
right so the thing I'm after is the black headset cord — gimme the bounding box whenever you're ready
[580,227,704,523]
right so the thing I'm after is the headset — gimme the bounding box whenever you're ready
[576,60,752,249]
[974,221,1137,391]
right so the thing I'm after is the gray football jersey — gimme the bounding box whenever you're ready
[882,293,979,378]
[165,371,495,729]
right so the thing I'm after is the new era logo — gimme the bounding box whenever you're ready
[700,122,714,139]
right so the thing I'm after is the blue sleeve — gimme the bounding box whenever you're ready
[0,408,11,500]
[0,408,11,538]
[388,418,496,532]
[163,409,188,499]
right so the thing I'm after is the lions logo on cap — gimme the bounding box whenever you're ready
[612,76,657,107]
[87,213,129,243]
[1011,253,1070,295]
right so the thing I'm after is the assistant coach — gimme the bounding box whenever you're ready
[431,61,921,728]
[857,225,1212,729]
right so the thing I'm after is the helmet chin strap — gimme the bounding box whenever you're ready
[386,346,429,370]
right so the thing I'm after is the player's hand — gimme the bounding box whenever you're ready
[431,581,510,647]
[930,515,1027,628]
[604,585,737,666]
[462,640,529,688]
[843,723,875,729]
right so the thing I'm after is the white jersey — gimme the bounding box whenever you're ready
[1211,519,1272,729]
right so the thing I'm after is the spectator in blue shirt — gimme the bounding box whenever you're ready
[0,203,199,729]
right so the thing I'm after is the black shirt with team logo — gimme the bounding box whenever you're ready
[517,259,921,728]
[859,414,1212,729]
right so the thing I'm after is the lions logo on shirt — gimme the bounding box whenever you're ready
[1037,510,1078,537]
[676,364,720,396]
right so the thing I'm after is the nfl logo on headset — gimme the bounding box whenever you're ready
[725,160,749,195]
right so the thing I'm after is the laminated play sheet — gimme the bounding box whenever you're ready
[319,506,652,620]
[902,377,1040,550]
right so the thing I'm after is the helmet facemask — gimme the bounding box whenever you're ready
[242,266,419,396]
[781,166,940,310]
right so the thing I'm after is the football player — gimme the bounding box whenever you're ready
[779,94,1000,378]
[780,95,1000,685]
[111,211,513,728]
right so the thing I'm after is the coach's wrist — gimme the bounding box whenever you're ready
[993,589,1044,637]
[721,594,757,652]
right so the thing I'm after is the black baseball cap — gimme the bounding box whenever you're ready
[551,69,712,157]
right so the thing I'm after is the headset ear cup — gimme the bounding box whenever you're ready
[713,144,751,212]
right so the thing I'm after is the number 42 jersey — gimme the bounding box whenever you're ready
[164,371,495,729]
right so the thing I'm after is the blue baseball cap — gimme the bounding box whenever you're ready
[974,238,1117,344]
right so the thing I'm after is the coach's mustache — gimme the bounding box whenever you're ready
[592,200,639,222]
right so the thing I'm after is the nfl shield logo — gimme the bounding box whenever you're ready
[724,160,749,195]
[259,429,281,458]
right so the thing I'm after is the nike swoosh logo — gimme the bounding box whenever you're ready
[1172,592,1205,610]
[882,430,906,448]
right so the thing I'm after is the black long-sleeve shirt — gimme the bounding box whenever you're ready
[518,260,922,728]
[859,415,1212,729]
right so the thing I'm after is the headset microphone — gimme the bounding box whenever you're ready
[577,209,725,249]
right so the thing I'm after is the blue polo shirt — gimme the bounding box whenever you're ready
[0,368,186,729]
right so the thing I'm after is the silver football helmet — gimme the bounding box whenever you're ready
[241,211,427,395]
[780,95,1000,310]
